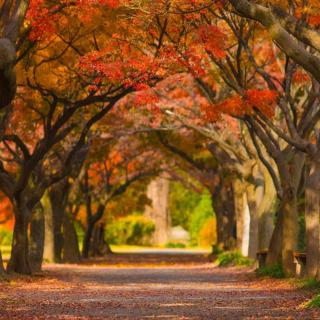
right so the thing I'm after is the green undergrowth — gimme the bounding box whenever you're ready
[256,264,285,278]
[216,251,254,267]
[297,278,320,290]
[305,294,320,308]
[165,242,186,248]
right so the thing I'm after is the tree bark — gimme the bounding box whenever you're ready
[281,190,299,275]
[49,182,69,262]
[7,203,32,274]
[29,206,45,272]
[258,165,276,250]
[82,221,94,259]
[62,213,81,263]
[211,180,236,250]
[41,191,55,262]
[90,224,112,257]
[233,179,251,256]
[305,160,320,278]
[0,249,5,275]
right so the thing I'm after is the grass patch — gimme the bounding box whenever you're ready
[256,264,285,278]
[216,251,254,267]
[305,294,320,308]
[165,242,186,249]
[297,278,320,290]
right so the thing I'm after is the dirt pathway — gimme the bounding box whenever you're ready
[0,254,319,319]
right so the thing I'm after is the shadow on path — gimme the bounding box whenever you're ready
[0,253,319,319]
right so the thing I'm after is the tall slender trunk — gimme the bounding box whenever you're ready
[29,206,45,272]
[50,185,68,262]
[41,191,55,262]
[258,165,276,250]
[247,182,261,259]
[211,183,236,250]
[0,249,5,275]
[63,213,81,263]
[7,202,32,274]
[305,160,320,278]
[281,190,299,275]
[233,179,249,255]
[82,221,95,258]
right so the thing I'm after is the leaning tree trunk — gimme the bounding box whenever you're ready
[29,206,45,272]
[62,213,81,263]
[305,160,320,278]
[7,202,32,274]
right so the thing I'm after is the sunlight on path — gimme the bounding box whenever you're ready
[0,254,319,319]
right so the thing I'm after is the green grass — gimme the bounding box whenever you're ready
[165,242,186,249]
[256,264,285,278]
[297,278,320,290]
[216,251,254,267]
[305,294,320,308]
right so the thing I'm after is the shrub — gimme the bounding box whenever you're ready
[165,242,186,248]
[106,215,155,245]
[216,251,254,267]
[256,264,285,278]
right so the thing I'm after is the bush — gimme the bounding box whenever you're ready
[216,251,254,267]
[106,215,155,246]
[256,264,285,278]
[165,242,186,248]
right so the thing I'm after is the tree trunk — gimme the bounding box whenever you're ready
[233,179,249,255]
[305,160,320,278]
[90,224,112,257]
[41,191,55,262]
[0,249,5,275]
[212,182,236,250]
[50,185,67,262]
[265,152,304,275]
[258,165,276,250]
[281,190,299,275]
[7,203,32,274]
[144,177,171,245]
[247,182,261,259]
[29,206,45,272]
[63,213,81,263]
[82,221,95,258]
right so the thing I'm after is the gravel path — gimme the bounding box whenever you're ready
[0,253,319,319]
